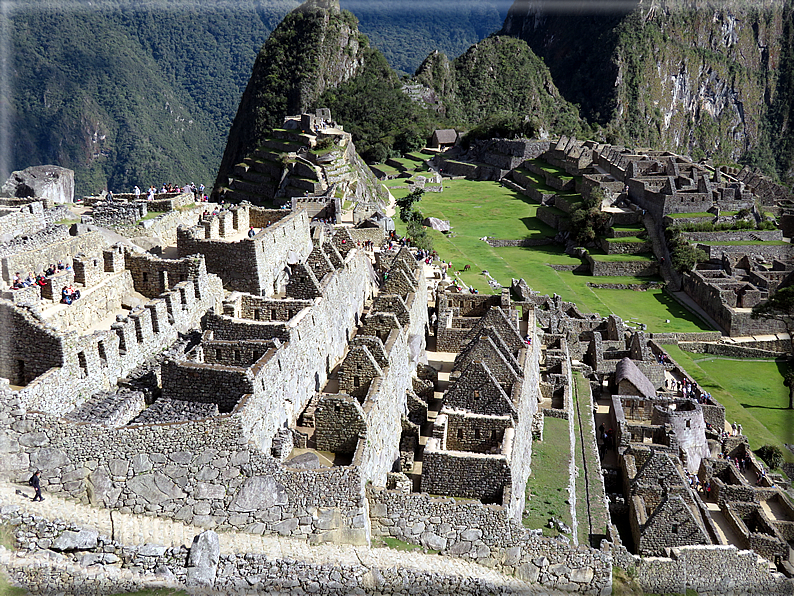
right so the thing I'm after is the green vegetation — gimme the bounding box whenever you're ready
[661,345,794,464]
[569,187,611,245]
[396,188,433,251]
[665,227,708,273]
[351,0,510,75]
[9,0,299,196]
[573,372,610,545]
[523,416,572,536]
[0,576,26,596]
[667,212,714,219]
[392,179,711,332]
[374,536,439,554]
[757,445,785,470]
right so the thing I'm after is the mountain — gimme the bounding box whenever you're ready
[500,0,794,184]
[6,0,299,197]
[340,0,513,75]
[215,0,588,184]
[5,0,512,198]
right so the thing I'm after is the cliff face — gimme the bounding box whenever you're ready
[501,0,794,182]
[215,0,369,193]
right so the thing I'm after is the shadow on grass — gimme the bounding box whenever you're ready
[652,291,714,331]
[739,403,793,411]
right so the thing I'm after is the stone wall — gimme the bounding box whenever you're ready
[178,209,312,296]
[682,271,788,336]
[125,252,203,299]
[696,242,794,261]
[0,510,568,596]
[1,258,222,417]
[45,270,135,333]
[421,439,511,503]
[683,229,784,242]
[634,544,793,595]
[0,202,45,239]
[586,256,658,277]
[348,227,385,246]
[2,229,107,283]
[367,486,612,593]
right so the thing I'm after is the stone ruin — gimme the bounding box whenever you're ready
[0,159,792,594]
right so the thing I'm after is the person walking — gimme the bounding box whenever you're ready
[30,470,43,501]
[133,185,141,199]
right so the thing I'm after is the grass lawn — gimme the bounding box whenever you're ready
[524,416,572,536]
[391,179,712,333]
[604,236,648,244]
[662,345,794,464]
[667,212,714,219]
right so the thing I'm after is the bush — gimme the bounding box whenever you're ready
[756,445,783,470]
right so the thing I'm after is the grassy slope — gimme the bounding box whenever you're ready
[392,179,711,333]
[662,345,794,464]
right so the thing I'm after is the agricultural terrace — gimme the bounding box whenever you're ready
[389,178,711,333]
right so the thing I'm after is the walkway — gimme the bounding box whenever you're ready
[0,481,545,593]
[705,502,745,548]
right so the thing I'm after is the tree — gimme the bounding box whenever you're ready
[396,188,424,223]
[753,285,794,409]
[756,445,784,470]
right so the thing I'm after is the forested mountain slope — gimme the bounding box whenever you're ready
[6,0,511,197]
[501,0,794,184]
[7,0,298,196]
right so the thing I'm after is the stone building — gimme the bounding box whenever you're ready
[422,299,539,522]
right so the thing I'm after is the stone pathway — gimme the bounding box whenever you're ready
[0,481,547,593]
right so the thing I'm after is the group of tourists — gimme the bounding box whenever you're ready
[129,182,207,202]
[686,472,711,499]
[10,260,72,291]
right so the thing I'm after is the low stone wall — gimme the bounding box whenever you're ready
[45,270,135,332]
[647,331,723,343]
[634,544,793,595]
[599,238,651,255]
[367,486,612,593]
[536,207,570,232]
[0,202,45,239]
[0,510,545,596]
[679,341,787,358]
[348,227,385,246]
[697,241,794,261]
[586,256,658,277]
[683,229,784,242]
[485,237,554,248]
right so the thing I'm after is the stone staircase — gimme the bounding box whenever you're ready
[0,480,546,593]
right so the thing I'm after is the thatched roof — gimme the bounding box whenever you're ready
[432,129,458,144]
[615,357,656,398]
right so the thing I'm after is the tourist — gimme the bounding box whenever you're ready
[106,189,114,201]
[45,264,56,276]
[11,272,22,289]
[29,470,43,501]
[248,226,256,239]
[133,185,141,198]
[57,260,65,271]
[148,186,156,201]
[704,480,711,500]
